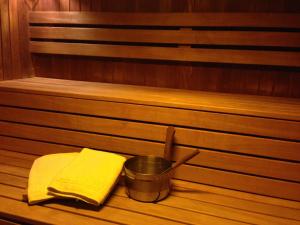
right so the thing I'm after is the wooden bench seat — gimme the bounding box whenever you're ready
[1,149,300,225]
[0,76,299,203]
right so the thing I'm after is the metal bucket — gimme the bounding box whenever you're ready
[124,155,173,202]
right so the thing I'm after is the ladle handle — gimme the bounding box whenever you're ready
[171,149,199,171]
[163,126,175,161]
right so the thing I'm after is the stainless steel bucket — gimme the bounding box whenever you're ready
[124,155,173,202]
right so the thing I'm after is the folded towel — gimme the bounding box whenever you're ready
[48,148,126,206]
[27,153,79,204]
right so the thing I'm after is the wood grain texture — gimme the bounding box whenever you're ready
[1,0,12,80]
[17,0,33,77]
[0,0,32,80]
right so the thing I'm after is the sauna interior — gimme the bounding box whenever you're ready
[0,0,299,224]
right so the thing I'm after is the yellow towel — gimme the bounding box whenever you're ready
[48,148,126,206]
[27,152,79,204]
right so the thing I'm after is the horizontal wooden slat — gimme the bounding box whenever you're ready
[0,155,33,168]
[29,12,300,28]
[29,27,300,48]
[30,41,300,67]
[0,173,27,188]
[0,149,38,160]
[0,136,80,156]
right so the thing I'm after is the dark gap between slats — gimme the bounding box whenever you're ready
[30,38,178,48]
[30,23,180,30]
[30,38,300,51]
[29,23,300,32]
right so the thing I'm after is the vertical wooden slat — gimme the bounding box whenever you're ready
[90,0,103,11]
[0,0,4,80]
[9,0,21,78]
[80,0,91,11]
[289,73,300,97]
[1,0,12,80]
[70,0,80,11]
[17,0,32,77]
[59,0,70,11]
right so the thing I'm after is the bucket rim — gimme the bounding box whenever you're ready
[124,155,172,177]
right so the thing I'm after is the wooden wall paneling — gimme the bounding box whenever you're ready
[0,0,3,80]
[70,0,80,11]
[272,73,291,97]
[9,0,21,78]
[17,0,33,77]
[31,54,50,77]
[241,70,260,95]
[0,0,32,80]
[37,0,60,11]
[258,71,275,96]
[1,0,12,80]
[289,73,300,97]
[59,0,70,11]
[80,0,91,11]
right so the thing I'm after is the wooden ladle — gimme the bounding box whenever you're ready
[163,126,175,161]
[161,149,200,175]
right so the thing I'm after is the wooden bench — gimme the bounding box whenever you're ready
[0,11,300,224]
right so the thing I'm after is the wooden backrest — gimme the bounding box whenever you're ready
[29,12,300,67]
